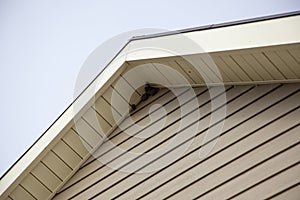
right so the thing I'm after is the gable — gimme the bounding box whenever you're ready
[1,11,300,200]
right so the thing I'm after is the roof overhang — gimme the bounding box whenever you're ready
[1,11,300,199]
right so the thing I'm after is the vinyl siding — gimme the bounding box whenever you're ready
[53,83,300,200]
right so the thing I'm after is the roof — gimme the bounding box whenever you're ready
[1,11,300,199]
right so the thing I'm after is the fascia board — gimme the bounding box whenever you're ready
[125,15,300,61]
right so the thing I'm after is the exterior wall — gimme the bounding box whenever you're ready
[54,83,300,199]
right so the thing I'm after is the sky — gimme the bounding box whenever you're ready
[0,0,300,177]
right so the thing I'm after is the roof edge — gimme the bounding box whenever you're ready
[130,10,300,41]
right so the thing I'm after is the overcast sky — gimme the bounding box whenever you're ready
[1,0,299,177]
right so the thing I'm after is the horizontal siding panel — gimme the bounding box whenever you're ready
[271,183,300,200]
[131,85,299,200]
[170,116,300,200]
[233,162,300,200]
[116,88,207,144]
[31,162,62,192]
[21,173,51,200]
[104,84,291,199]
[113,87,234,155]
[10,185,35,200]
[201,142,300,199]
[120,86,298,199]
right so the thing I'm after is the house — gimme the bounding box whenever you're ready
[1,11,300,199]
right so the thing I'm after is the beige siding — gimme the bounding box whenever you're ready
[53,83,300,199]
